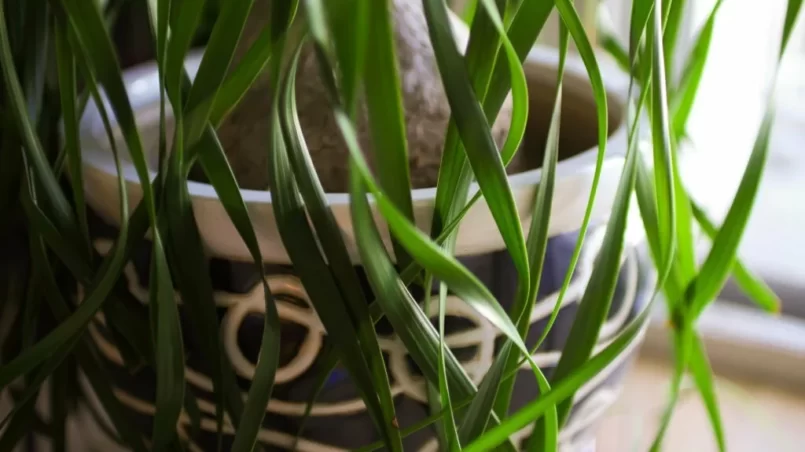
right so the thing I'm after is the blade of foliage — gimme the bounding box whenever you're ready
[629,0,653,64]
[208,23,274,125]
[690,202,781,313]
[649,0,678,309]
[492,19,568,430]
[670,0,724,139]
[0,0,79,246]
[484,0,554,123]
[155,23,243,429]
[523,368,556,452]
[662,0,687,84]
[423,0,530,281]
[344,132,516,452]
[53,17,88,250]
[363,0,415,267]
[550,94,639,425]
[193,126,281,452]
[64,3,187,445]
[436,284,461,451]
[21,0,49,126]
[177,47,286,452]
[270,112,400,450]
[338,109,537,370]
[26,224,148,452]
[649,330,686,452]
[278,41,402,450]
[164,0,206,93]
[523,3,615,405]
[780,0,804,58]
[687,103,775,317]
[150,1,187,447]
[0,16,133,400]
[326,0,368,111]
[467,276,654,451]
[636,155,683,302]
[689,333,726,452]
[183,0,255,143]
[348,165,510,448]
[430,0,504,246]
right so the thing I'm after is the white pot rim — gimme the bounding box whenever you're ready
[79,45,632,263]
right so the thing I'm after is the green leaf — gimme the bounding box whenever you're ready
[430,0,504,246]
[164,0,206,94]
[423,0,530,281]
[780,0,804,58]
[208,23,274,126]
[53,17,89,251]
[662,0,688,85]
[26,228,148,452]
[689,333,726,452]
[649,330,687,452]
[363,0,415,267]
[278,40,402,450]
[492,19,568,431]
[635,142,691,311]
[1,38,132,408]
[436,284,461,451]
[326,0,369,110]
[183,0,255,143]
[523,368,556,452]
[149,2,187,448]
[629,0,653,64]
[0,0,79,244]
[339,109,537,373]
[690,202,781,313]
[467,274,655,451]
[193,126,282,452]
[687,106,774,318]
[346,150,514,452]
[526,5,616,410]
[649,0,678,291]
[551,89,640,425]
[670,0,724,139]
[61,16,184,424]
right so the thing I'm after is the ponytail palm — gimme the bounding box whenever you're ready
[0,0,801,450]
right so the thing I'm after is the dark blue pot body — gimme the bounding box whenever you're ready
[86,217,650,451]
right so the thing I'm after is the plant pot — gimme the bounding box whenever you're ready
[75,46,651,451]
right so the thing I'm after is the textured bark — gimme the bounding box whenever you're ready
[215,0,513,192]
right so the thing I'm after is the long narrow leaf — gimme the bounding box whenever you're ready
[551,91,640,425]
[689,333,727,452]
[0,0,79,244]
[279,40,402,451]
[690,202,781,313]
[467,272,654,451]
[363,0,415,267]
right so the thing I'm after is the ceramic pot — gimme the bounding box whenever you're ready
[74,46,651,451]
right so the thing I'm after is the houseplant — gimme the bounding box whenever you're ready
[0,0,801,451]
